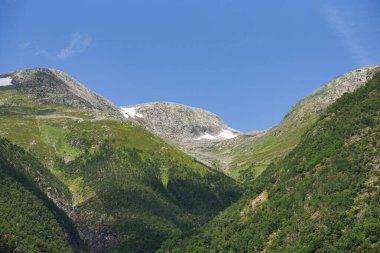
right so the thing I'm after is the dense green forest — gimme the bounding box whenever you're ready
[159,73,380,252]
[0,137,82,253]
[61,128,242,252]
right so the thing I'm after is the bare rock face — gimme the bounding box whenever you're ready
[0,68,123,118]
[120,102,240,143]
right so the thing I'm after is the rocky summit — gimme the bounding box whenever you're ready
[120,102,240,143]
[0,68,122,118]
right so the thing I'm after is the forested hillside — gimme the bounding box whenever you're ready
[160,73,380,252]
[58,120,242,252]
[0,137,82,253]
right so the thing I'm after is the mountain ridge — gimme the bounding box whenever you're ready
[183,64,380,178]
[0,67,123,119]
[117,64,380,176]
[1,64,380,178]
[120,101,240,141]
[1,64,380,252]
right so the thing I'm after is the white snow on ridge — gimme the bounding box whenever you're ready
[218,129,238,139]
[195,129,238,141]
[195,132,217,140]
[120,106,143,119]
[0,77,13,87]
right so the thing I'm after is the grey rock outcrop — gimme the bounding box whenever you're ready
[0,68,123,118]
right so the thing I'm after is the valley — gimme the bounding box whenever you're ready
[0,65,379,252]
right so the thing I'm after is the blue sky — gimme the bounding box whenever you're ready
[1,0,379,132]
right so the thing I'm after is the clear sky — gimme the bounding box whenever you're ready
[1,0,379,132]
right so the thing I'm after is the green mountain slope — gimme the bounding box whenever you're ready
[0,68,242,252]
[58,119,242,252]
[159,72,380,252]
[195,64,380,182]
[0,137,82,253]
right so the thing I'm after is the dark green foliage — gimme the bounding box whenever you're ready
[65,139,242,253]
[0,138,83,253]
[160,74,380,252]
[0,137,72,203]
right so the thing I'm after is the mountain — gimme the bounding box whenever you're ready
[182,64,380,180]
[0,68,122,118]
[1,65,379,253]
[120,102,240,142]
[159,68,380,253]
[119,102,240,168]
[0,68,242,252]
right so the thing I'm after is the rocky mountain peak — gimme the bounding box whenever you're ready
[120,102,240,143]
[0,68,122,117]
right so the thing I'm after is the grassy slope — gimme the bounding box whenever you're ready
[0,86,242,252]
[0,137,82,253]
[159,73,380,252]
[193,92,320,183]
[228,118,315,181]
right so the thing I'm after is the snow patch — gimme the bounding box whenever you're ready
[195,132,217,140]
[195,129,238,141]
[218,129,238,139]
[0,77,13,87]
[120,106,143,119]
